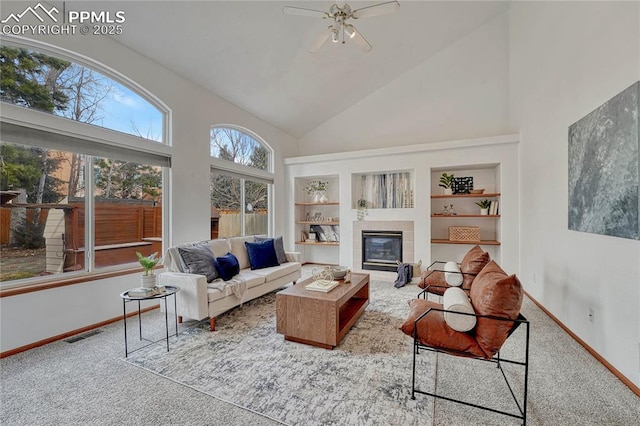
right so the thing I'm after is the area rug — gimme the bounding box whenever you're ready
[123,280,435,425]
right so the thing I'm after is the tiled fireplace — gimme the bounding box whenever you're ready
[353,221,414,273]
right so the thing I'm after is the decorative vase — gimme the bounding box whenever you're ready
[480,208,489,215]
[313,191,327,203]
[443,188,453,195]
[141,274,157,288]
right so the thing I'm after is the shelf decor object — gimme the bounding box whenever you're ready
[448,226,480,242]
[475,199,491,215]
[452,176,473,194]
[303,180,329,203]
[438,172,455,195]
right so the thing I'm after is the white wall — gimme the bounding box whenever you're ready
[509,1,640,386]
[0,29,298,352]
[299,13,512,154]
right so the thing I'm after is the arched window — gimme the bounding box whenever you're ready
[0,40,169,287]
[210,127,271,171]
[0,45,164,141]
[210,126,273,238]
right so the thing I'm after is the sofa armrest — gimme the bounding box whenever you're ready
[285,251,301,263]
[158,272,208,321]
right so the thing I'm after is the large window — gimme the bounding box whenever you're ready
[210,127,273,238]
[0,42,168,286]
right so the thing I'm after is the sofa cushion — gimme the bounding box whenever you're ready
[177,244,218,282]
[166,240,212,273]
[255,236,287,265]
[236,270,267,289]
[459,245,490,290]
[206,288,226,303]
[469,260,523,358]
[215,252,240,281]
[228,236,255,269]
[250,262,300,282]
[208,239,231,257]
[245,240,280,270]
[400,298,485,358]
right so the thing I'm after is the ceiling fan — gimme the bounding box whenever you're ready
[283,1,400,53]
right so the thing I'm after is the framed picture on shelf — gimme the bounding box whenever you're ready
[452,177,473,194]
[310,225,339,242]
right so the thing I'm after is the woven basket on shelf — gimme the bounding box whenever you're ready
[448,226,480,242]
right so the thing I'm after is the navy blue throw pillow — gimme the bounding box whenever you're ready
[216,252,240,281]
[245,240,279,270]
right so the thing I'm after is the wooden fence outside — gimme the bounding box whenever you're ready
[217,211,268,238]
[1,199,161,272]
[2,202,267,272]
[0,208,49,245]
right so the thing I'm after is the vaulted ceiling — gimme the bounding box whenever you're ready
[107,1,510,137]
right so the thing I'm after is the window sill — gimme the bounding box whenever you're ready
[0,266,152,298]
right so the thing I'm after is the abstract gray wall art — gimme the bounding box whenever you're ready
[568,81,639,240]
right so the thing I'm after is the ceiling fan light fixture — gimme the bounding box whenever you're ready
[284,1,400,52]
[331,27,340,43]
[344,24,356,39]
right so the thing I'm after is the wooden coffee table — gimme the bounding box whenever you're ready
[276,273,370,349]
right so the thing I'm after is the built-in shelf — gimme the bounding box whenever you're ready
[295,175,340,263]
[432,215,500,218]
[431,193,500,199]
[295,202,339,206]
[430,166,502,259]
[431,239,501,245]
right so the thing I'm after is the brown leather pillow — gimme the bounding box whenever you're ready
[419,246,489,294]
[400,299,485,358]
[418,270,447,295]
[459,245,490,290]
[469,261,523,358]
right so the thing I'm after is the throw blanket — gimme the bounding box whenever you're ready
[394,263,413,288]
[208,276,247,300]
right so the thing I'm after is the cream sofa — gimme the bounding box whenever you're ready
[159,235,301,331]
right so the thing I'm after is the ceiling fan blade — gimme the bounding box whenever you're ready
[282,6,329,19]
[352,1,400,19]
[309,27,333,53]
[352,27,373,52]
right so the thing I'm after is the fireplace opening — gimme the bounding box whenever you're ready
[362,230,402,272]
